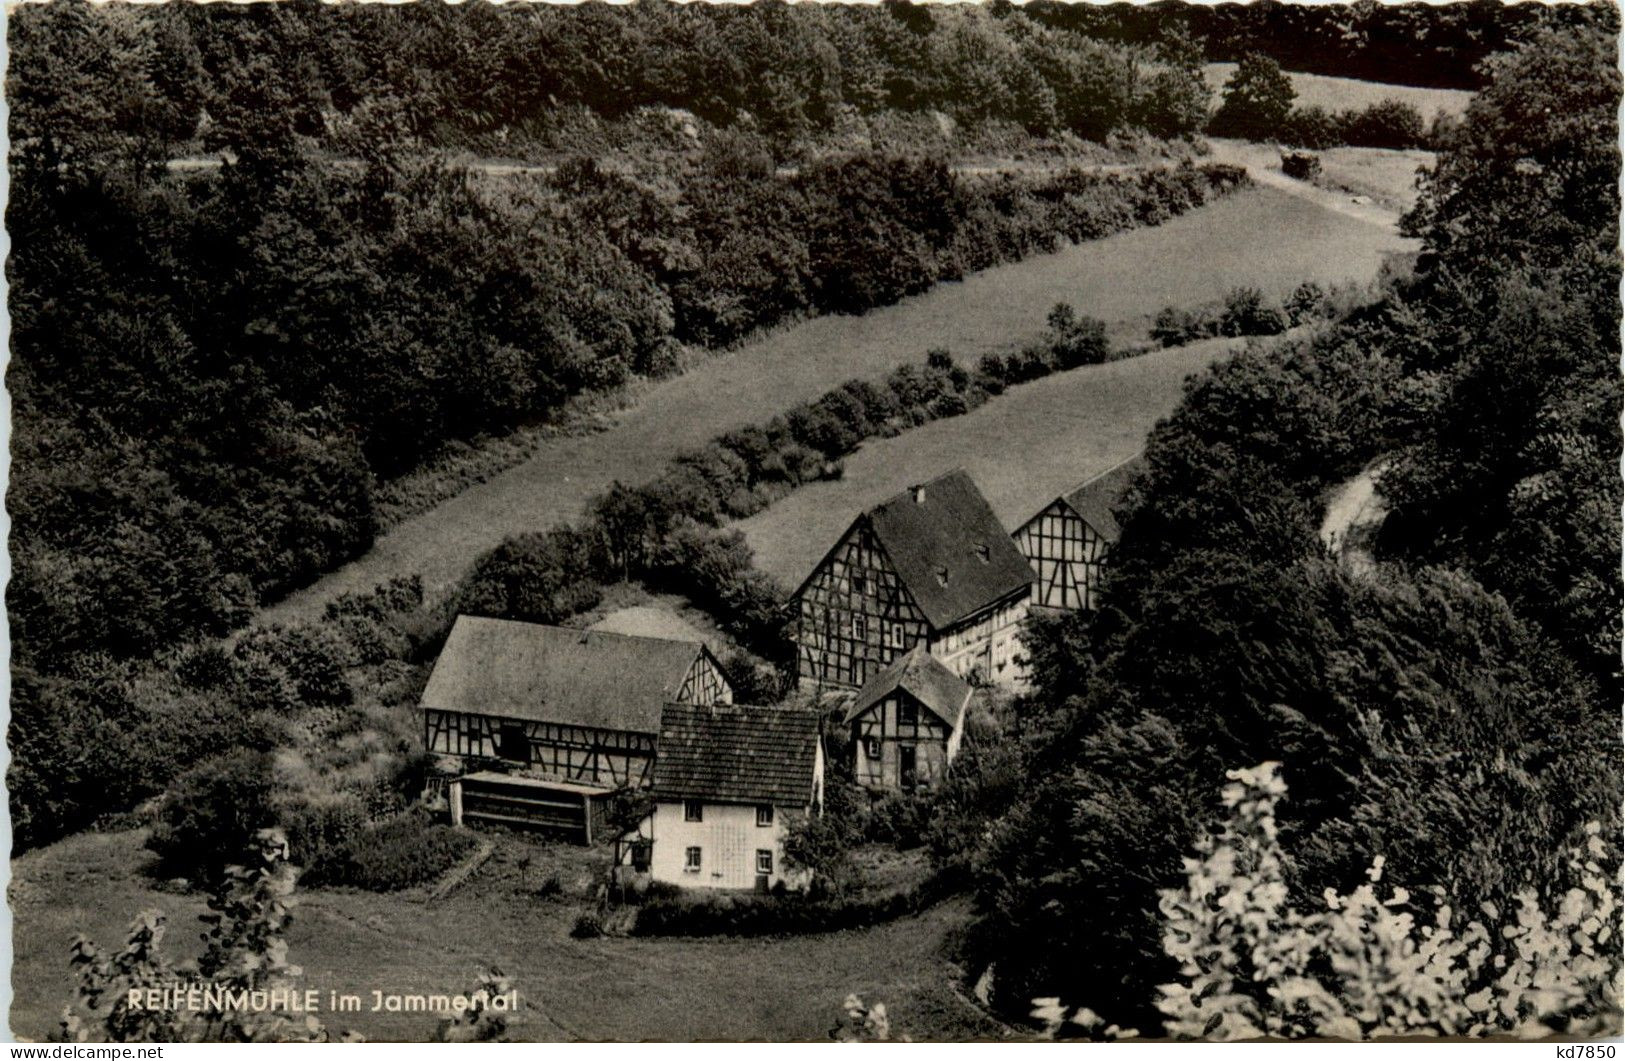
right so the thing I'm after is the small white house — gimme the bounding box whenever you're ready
[640,702,824,891]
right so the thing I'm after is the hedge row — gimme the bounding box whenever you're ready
[454,291,1157,660]
[1280,99,1435,151]
[1150,282,1342,348]
[628,870,960,939]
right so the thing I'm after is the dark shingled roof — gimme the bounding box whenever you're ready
[844,644,973,728]
[652,703,821,806]
[1061,455,1146,545]
[421,616,708,735]
[863,469,1033,631]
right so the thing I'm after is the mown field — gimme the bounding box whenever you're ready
[739,334,1255,584]
[1202,62,1474,118]
[261,182,1411,625]
[10,829,1003,1043]
[1205,138,1433,221]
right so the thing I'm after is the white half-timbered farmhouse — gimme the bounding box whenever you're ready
[1013,455,1145,612]
[421,616,732,837]
[637,702,824,891]
[846,644,973,792]
[790,469,1034,692]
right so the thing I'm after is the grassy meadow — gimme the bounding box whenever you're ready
[1202,63,1474,119]
[10,829,1003,1043]
[261,183,1411,626]
[738,334,1260,585]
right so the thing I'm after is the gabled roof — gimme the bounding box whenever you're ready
[651,703,821,807]
[1059,454,1146,545]
[847,469,1033,631]
[843,644,974,728]
[420,616,711,735]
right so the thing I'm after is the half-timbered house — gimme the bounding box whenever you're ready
[791,469,1034,692]
[627,702,823,891]
[846,644,973,792]
[421,617,732,835]
[1013,454,1145,612]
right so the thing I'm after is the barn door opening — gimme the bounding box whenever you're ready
[497,723,530,763]
[899,745,917,791]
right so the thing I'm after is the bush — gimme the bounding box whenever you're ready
[305,812,478,891]
[1149,765,1622,1040]
[1284,281,1330,326]
[1218,287,1287,338]
[571,913,605,939]
[1283,106,1341,150]
[146,750,279,882]
[975,353,1010,394]
[278,792,371,878]
[1046,304,1111,368]
[1151,305,1219,348]
[454,526,606,624]
[630,872,957,938]
[1280,151,1322,182]
[1339,99,1427,149]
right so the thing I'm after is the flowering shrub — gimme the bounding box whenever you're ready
[1149,764,1621,1041]
[836,994,907,1042]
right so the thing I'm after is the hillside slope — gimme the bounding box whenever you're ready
[260,184,1411,624]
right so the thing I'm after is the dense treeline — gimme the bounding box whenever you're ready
[1033,0,1617,91]
[7,0,1254,675]
[933,24,1622,1031]
[11,1,1213,163]
[7,141,1240,674]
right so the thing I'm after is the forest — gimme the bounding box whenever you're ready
[8,0,1232,679]
[924,22,1623,1033]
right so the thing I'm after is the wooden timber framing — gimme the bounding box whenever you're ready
[1013,498,1112,611]
[425,709,659,788]
[676,649,731,706]
[852,689,953,790]
[793,520,930,689]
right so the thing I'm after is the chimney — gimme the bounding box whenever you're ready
[913,484,927,505]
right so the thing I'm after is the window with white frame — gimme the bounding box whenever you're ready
[865,737,881,760]
[755,804,774,827]
[683,800,703,822]
[684,846,701,872]
[756,849,773,875]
